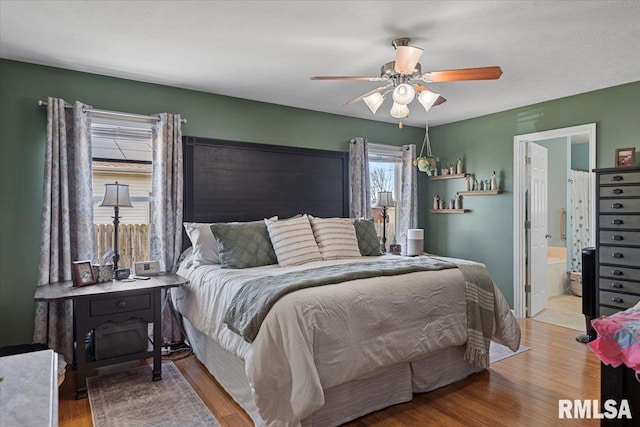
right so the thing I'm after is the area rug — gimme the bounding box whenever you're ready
[88,361,219,427]
[490,341,530,363]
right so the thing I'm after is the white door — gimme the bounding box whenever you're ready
[528,142,549,317]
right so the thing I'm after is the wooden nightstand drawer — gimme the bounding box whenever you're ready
[90,293,151,317]
[599,291,640,310]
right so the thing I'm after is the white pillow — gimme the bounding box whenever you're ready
[265,215,322,267]
[309,217,362,260]
[183,222,220,267]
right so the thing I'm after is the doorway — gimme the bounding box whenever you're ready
[513,124,596,322]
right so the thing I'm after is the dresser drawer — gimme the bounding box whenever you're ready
[599,185,640,198]
[599,278,640,294]
[599,265,640,281]
[599,172,640,185]
[599,215,640,230]
[90,293,151,317]
[599,291,640,310]
[599,246,640,268]
[599,305,623,317]
[600,230,640,246]
[599,198,640,214]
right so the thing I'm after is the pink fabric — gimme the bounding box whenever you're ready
[589,305,640,373]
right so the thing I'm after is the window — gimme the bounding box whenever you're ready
[368,143,402,245]
[91,114,153,266]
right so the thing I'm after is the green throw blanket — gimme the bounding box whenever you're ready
[224,258,495,368]
[457,263,495,368]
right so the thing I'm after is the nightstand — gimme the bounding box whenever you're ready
[34,273,188,399]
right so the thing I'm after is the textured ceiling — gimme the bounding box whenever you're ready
[1,1,639,127]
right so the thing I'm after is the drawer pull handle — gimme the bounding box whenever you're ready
[612,252,624,259]
[611,235,624,241]
[117,301,126,308]
[611,176,623,181]
[612,270,623,276]
[611,283,623,289]
[611,297,624,304]
[611,219,623,225]
[611,203,623,209]
[611,189,624,194]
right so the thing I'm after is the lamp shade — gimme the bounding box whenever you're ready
[390,102,409,119]
[392,83,416,105]
[100,182,133,208]
[375,191,394,207]
[418,90,440,112]
[394,45,424,73]
[363,92,384,114]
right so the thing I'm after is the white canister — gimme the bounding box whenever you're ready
[407,229,424,256]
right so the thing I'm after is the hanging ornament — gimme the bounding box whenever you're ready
[413,120,438,175]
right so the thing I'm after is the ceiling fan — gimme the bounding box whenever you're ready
[311,38,503,125]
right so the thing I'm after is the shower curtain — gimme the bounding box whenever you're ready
[570,170,591,271]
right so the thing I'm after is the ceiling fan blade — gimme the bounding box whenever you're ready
[394,45,423,73]
[343,84,392,106]
[311,76,383,81]
[421,66,503,82]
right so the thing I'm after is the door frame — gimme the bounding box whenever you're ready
[513,123,596,318]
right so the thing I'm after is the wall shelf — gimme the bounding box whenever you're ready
[430,173,465,180]
[429,209,468,214]
[457,190,502,195]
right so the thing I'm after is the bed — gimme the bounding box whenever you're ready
[173,137,521,426]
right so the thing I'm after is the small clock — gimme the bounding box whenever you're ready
[134,260,161,276]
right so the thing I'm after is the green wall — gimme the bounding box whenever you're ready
[0,59,423,346]
[421,81,640,304]
[2,57,639,347]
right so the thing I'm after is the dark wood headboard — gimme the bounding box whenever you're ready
[182,136,349,243]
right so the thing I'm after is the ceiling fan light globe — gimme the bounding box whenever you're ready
[390,102,409,119]
[363,92,385,114]
[418,90,440,112]
[392,84,415,105]
[394,45,423,73]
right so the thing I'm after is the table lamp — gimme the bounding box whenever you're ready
[99,182,133,270]
[375,191,394,253]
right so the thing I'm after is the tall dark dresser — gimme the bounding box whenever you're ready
[594,165,640,426]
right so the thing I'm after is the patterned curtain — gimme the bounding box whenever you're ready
[398,144,418,252]
[34,98,95,363]
[349,137,371,218]
[570,170,591,271]
[150,113,183,344]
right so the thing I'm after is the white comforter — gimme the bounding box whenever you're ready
[173,255,521,426]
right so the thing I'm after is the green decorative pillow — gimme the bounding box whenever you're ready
[354,219,382,256]
[210,220,277,268]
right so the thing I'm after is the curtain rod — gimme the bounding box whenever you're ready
[37,100,187,124]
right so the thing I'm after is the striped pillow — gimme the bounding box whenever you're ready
[309,217,362,260]
[265,215,322,267]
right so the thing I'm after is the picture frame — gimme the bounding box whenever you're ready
[72,260,97,287]
[615,147,635,168]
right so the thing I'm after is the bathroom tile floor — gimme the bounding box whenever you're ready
[531,294,584,331]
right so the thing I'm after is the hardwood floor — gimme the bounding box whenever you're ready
[59,319,600,426]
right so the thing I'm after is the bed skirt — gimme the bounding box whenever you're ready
[182,318,483,426]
